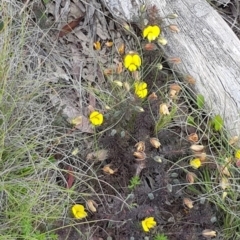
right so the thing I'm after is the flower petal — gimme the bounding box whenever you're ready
[72,204,88,219]
[135,82,148,98]
[128,64,137,72]
[146,217,157,228]
[142,220,149,232]
[143,26,151,38]
[124,55,133,68]
[89,111,104,126]
[132,54,141,67]
[152,25,160,36]
[190,158,202,169]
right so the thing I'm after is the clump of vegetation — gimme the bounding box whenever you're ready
[128,176,141,190]
[154,233,169,240]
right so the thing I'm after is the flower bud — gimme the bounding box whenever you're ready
[133,151,146,161]
[159,103,170,115]
[183,197,193,209]
[135,141,145,152]
[150,138,161,148]
[186,172,197,184]
[86,200,97,212]
[202,229,217,238]
[156,63,163,70]
[167,13,178,19]
[158,36,168,45]
[169,24,180,33]
[113,80,123,87]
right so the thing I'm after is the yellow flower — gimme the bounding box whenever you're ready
[235,149,240,159]
[143,25,161,42]
[141,217,157,232]
[190,158,202,169]
[124,53,141,72]
[71,204,88,219]
[134,81,148,98]
[89,111,104,126]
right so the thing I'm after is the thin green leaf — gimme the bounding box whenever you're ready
[211,115,224,131]
[197,94,205,109]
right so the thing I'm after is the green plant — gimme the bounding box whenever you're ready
[196,94,205,109]
[210,114,224,131]
[154,233,169,240]
[128,176,141,190]
[155,105,177,133]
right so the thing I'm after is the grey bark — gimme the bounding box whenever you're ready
[103,0,240,140]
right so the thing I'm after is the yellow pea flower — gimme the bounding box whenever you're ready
[71,204,88,219]
[143,25,161,42]
[123,53,141,72]
[141,217,157,232]
[134,81,148,98]
[89,111,104,126]
[190,158,202,169]
[235,149,240,159]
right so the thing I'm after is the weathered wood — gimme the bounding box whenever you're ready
[103,0,240,139]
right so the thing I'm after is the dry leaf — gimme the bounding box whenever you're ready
[190,144,204,152]
[86,149,108,162]
[102,164,118,174]
[135,141,145,152]
[75,115,93,133]
[116,62,123,74]
[118,43,125,55]
[104,68,114,76]
[183,197,193,209]
[94,41,101,50]
[187,133,198,143]
[229,136,239,145]
[66,166,74,189]
[186,172,197,184]
[133,151,146,161]
[86,200,98,212]
[150,138,161,148]
[70,116,82,126]
[58,16,85,38]
[202,229,217,238]
[159,103,170,115]
[105,41,113,47]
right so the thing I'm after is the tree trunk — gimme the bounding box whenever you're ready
[103,0,240,139]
